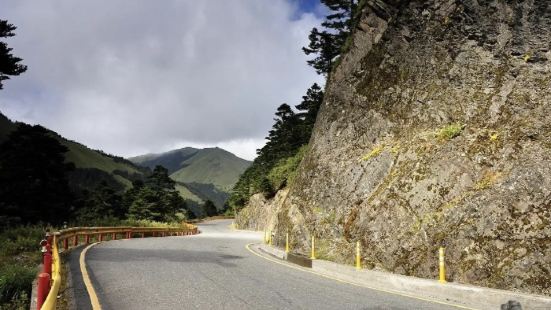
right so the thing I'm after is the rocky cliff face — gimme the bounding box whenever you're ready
[237,0,551,295]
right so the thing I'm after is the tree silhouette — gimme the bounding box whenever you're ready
[303,0,358,75]
[202,200,218,217]
[0,125,74,224]
[0,20,27,89]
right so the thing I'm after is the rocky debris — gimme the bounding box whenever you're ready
[238,0,551,296]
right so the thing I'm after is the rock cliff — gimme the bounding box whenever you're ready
[237,0,551,295]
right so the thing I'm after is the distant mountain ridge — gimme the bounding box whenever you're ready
[129,147,251,214]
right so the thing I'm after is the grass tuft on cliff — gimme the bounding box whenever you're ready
[436,123,464,141]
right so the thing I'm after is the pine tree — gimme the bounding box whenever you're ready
[303,0,358,75]
[127,187,160,221]
[145,165,175,190]
[257,103,303,165]
[296,83,324,142]
[0,20,27,89]
[125,166,186,222]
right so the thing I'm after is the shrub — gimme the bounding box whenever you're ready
[267,145,309,190]
[0,225,44,257]
[0,264,35,305]
[436,123,464,140]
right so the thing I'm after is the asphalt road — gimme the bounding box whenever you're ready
[69,219,457,310]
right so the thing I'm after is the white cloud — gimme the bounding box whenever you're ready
[0,0,323,160]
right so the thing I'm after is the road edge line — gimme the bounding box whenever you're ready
[245,243,478,310]
[80,242,102,310]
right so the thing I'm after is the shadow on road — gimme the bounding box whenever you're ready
[87,247,245,268]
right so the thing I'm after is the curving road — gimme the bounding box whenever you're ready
[69,219,457,310]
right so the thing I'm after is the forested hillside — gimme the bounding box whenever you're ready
[0,112,194,223]
[0,113,146,193]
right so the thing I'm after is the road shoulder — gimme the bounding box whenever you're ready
[248,243,551,310]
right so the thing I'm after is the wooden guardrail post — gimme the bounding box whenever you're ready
[73,234,78,247]
[63,238,69,250]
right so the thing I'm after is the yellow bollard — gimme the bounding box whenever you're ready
[264,230,268,244]
[439,247,446,283]
[285,232,289,254]
[269,231,273,246]
[310,235,316,260]
[355,241,361,270]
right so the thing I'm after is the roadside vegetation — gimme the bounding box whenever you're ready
[0,226,43,309]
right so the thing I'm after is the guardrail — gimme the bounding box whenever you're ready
[36,224,199,310]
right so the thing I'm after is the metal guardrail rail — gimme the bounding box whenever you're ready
[36,224,199,310]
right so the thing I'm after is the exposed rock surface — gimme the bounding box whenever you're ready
[237,0,551,295]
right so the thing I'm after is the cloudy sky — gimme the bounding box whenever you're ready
[0,0,325,160]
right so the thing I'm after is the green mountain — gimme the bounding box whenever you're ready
[130,147,251,214]
[0,112,147,192]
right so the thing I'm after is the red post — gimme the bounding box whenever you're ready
[141,232,145,238]
[152,232,156,237]
[40,235,52,276]
[112,233,116,240]
[85,234,90,244]
[99,234,103,242]
[63,238,69,250]
[73,235,78,246]
[43,252,52,275]
[36,273,50,310]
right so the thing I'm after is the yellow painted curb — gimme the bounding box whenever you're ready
[80,242,102,310]
[245,243,478,310]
